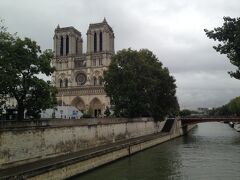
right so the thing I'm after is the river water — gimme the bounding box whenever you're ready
[75,122,240,180]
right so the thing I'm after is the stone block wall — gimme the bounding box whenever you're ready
[0,118,166,169]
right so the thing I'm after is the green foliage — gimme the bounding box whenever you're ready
[209,105,230,116]
[82,108,93,118]
[0,20,57,120]
[104,48,179,120]
[204,17,240,79]
[228,97,240,115]
[0,98,5,116]
[104,106,111,117]
[179,109,191,117]
[81,113,92,118]
[210,96,240,116]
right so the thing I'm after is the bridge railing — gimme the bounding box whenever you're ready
[179,116,240,124]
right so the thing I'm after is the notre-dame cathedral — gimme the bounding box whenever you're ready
[52,18,114,117]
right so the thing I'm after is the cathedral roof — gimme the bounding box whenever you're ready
[55,26,82,36]
[89,18,113,33]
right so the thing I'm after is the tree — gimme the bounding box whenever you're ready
[179,109,191,117]
[209,96,240,116]
[104,106,111,117]
[82,108,93,118]
[0,20,57,120]
[228,97,240,115]
[204,17,240,79]
[104,48,179,120]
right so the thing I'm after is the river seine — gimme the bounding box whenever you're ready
[75,122,240,180]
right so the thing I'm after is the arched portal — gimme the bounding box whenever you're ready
[71,97,85,113]
[90,98,102,117]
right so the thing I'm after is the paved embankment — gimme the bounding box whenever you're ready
[0,119,196,179]
[0,132,170,179]
[0,118,165,170]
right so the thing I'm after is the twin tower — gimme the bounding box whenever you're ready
[52,18,115,117]
[53,18,114,56]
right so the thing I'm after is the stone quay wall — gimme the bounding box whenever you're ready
[26,120,194,179]
[0,118,166,169]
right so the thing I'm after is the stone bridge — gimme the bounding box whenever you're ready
[179,117,240,125]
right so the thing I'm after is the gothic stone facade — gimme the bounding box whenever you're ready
[52,18,114,117]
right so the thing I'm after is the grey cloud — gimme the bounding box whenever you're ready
[1,0,240,109]
[176,71,240,109]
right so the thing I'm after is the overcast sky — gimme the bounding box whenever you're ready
[1,0,240,109]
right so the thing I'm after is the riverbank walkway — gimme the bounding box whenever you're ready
[0,131,170,179]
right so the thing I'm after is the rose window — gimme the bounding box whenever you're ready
[76,73,87,85]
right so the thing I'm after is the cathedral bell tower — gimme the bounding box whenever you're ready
[86,18,114,54]
[53,25,83,57]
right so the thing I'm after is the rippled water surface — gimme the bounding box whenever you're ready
[75,123,240,180]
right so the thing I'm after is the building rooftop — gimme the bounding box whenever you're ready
[55,26,82,36]
[89,18,113,33]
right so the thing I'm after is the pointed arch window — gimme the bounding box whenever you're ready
[60,36,64,56]
[99,58,102,65]
[99,76,103,85]
[99,32,103,52]
[66,35,69,55]
[59,79,63,88]
[65,79,68,87]
[93,77,97,86]
[76,38,78,54]
[94,32,97,52]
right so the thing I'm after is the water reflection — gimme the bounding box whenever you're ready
[75,123,240,180]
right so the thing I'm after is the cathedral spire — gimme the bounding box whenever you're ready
[103,17,107,23]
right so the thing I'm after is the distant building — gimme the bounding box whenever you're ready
[5,96,17,108]
[52,18,114,117]
[197,107,209,115]
[41,106,82,119]
[0,96,18,120]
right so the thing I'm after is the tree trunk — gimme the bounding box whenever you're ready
[17,103,25,121]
